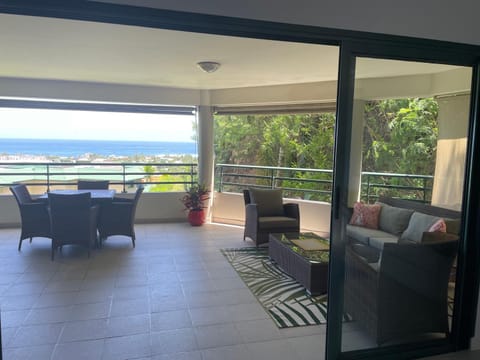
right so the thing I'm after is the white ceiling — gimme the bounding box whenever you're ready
[0,14,461,91]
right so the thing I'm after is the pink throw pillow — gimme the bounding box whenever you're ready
[428,219,447,233]
[349,202,381,229]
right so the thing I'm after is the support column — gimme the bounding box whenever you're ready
[197,105,215,189]
[347,99,366,206]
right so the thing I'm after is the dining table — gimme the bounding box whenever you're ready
[38,189,116,202]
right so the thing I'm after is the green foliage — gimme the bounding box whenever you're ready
[214,98,439,201]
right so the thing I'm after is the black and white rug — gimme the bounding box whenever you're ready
[221,247,334,328]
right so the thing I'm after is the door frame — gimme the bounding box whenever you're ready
[2,2,480,359]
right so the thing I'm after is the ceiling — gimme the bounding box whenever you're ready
[0,13,461,91]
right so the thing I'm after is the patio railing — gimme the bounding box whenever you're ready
[216,163,433,204]
[0,162,197,194]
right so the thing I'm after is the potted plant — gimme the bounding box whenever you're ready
[181,183,210,226]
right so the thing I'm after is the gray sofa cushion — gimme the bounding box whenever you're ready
[346,224,398,246]
[249,189,284,217]
[258,216,298,230]
[400,212,441,243]
[378,203,414,235]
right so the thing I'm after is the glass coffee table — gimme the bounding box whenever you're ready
[269,232,330,295]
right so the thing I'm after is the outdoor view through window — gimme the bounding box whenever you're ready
[0,107,197,195]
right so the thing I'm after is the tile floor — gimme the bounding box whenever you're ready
[0,223,327,360]
[0,222,477,360]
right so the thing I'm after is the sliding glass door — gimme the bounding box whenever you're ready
[326,47,478,358]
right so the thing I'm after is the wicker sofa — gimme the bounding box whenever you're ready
[344,197,460,345]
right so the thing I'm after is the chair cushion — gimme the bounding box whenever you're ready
[349,202,381,229]
[249,189,284,217]
[369,237,398,251]
[377,202,414,235]
[346,224,398,246]
[258,216,298,230]
[400,212,441,243]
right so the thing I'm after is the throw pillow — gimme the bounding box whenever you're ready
[428,218,447,233]
[400,212,441,243]
[349,202,381,229]
[248,188,284,217]
[377,202,414,235]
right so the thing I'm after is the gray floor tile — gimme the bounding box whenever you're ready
[106,313,150,337]
[151,309,192,332]
[102,333,151,360]
[9,323,64,348]
[3,344,55,360]
[194,323,242,349]
[59,318,108,343]
[151,328,198,355]
[52,339,104,360]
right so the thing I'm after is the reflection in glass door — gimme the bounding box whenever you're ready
[340,58,471,353]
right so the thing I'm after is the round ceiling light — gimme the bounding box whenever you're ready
[197,61,221,73]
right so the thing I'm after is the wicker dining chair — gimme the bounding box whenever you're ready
[98,186,144,248]
[10,184,52,251]
[77,180,110,190]
[48,192,99,260]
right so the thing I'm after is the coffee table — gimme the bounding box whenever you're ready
[269,232,329,295]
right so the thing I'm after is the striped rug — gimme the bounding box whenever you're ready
[221,247,333,328]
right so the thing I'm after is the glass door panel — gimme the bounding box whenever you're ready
[339,57,472,353]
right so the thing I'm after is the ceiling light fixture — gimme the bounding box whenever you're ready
[197,61,221,73]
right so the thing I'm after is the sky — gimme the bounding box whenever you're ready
[0,108,196,142]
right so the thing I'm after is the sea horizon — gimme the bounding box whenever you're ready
[0,138,197,158]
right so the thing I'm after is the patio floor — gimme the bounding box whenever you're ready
[0,222,327,360]
[2,222,476,359]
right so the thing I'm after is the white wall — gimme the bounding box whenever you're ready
[97,0,480,46]
[0,192,189,228]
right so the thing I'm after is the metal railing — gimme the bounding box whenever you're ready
[0,162,198,194]
[216,163,433,203]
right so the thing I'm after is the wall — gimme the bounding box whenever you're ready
[97,0,480,46]
[0,192,188,228]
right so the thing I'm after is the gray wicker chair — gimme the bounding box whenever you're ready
[98,186,144,248]
[77,180,110,190]
[243,189,300,247]
[344,238,458,345]
[48,192,99,260]
[10,184,52,251]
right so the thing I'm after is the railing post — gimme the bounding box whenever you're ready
[270,169,275,189]
[366,174,371,203]
[122,164,126,193]
[218,165,224,192]
[191,164,194,186]
[46,164,50,193]
[423,177,427,204]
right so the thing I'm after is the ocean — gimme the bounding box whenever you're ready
[0,138,197,158]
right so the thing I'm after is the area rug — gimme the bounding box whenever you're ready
[221,247,338,328]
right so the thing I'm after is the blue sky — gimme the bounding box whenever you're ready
[0,108,196,142]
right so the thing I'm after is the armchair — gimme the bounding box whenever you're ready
[243,189,300,247]
[98,186,144,248]
[48,192,99,260]
[10,184,51,251]
[344,238,458,345]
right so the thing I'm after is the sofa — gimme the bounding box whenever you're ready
[344,196,460,345]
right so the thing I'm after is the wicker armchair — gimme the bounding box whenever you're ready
[243,189,300,247]
[77,180,110,190]
[344,238,458,345]
[10,184,51,251]
[48,192,99,260]
[98,186,144,248]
